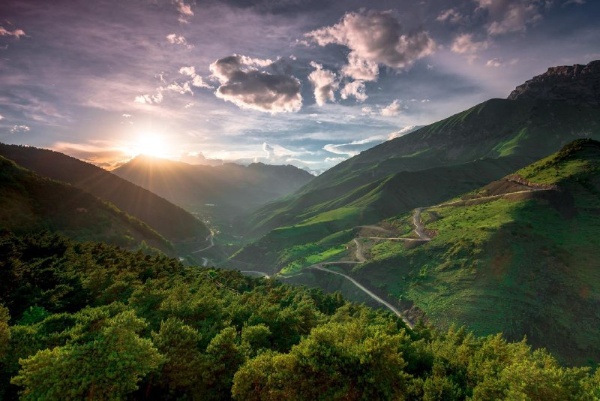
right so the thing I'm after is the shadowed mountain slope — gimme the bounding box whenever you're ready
[0,144,209,243]
[113,156,314,217]
[0,156,172,253]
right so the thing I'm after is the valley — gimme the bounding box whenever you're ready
[1,60,600,398]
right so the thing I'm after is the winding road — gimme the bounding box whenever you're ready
[192,232,214,254]
[309,264,413,329]
[240,270,270,278]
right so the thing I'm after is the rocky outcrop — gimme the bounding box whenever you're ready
[508,60,600,106]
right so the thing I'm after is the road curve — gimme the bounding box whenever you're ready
[353,238,367,262]
[240,270,270,278]
[192,232,214,254]
[310,264,413,329]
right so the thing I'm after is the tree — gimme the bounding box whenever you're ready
[0,304,9,360]
[11,310,164,400]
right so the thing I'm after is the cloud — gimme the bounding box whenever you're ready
[52,141,130,169]
[166,81,193,95]
[323,137,381,157]
[387,125,421,140]
[0,26,26,39]
[436,8,465,23]
[173,0,193,22]
[166,34,192,48]
[10,125,30,134]
[179,66,212,88]
[563,0,585,5]
[209,54,302,113]
[262,142,311,160]
[380,99,402,117]
[179,151,223,166]
[0,114,4,120]
[308,62,338,106]
[306,10,436,81]
[340,80,367,102]
[451,33,490,54]
[486,57,519,67]
[475,0,545,35]
[134,92,163,104]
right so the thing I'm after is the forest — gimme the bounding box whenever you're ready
[0,231,598,400]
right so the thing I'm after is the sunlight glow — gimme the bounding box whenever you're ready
[129,132,171,159]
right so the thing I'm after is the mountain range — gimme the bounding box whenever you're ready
[112,155,314,226]
[230,61,600,364]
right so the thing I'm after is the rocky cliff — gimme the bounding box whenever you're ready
[508,60,600,106]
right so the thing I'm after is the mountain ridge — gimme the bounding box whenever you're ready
[0,155,172,253]
[0,144,210,244]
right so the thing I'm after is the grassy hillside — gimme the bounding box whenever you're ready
[246,99,600,238]
[0,144,209,243]
[0,156,172,253]
[335,139,600,365]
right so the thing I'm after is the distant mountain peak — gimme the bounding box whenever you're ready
[508,60,600,105]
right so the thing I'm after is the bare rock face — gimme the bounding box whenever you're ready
[508,60,600,106]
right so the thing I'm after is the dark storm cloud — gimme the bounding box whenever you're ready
[210,55,303,113]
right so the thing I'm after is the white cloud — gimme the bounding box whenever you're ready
[166,81,193,95]
[380,99,402,117]
[210,54,302,113]
[122,114,132,118]
[166,34,192,48]
[342,53,380,81]
[451,33,490,54]
[10,125,30,134]
[179,66,212,89]
[306,10,436,81]
[486,57,519,67]
[0,114,4,120]
[340,80,368,102]
[387,125,421,140]
[173,0,193,23]
[323,137,382,157]
[436,8,465,23]
[134,92,163,104]
[0,27,26,39]
[308,62,339,106]
[475,0,544,35]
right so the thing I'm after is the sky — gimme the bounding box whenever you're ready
[0,0,598,174]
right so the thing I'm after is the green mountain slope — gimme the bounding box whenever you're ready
[0,156,172,253]
[247,98,600,237]
[0,144,209,244]
[314,139,600,365]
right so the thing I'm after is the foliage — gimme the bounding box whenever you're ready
[0,231,598,400]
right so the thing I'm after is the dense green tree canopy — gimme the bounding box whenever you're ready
[0,231,598,400]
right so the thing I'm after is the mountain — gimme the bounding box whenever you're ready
[235,61,600,267]
[0,156,172,253]
[333,139,600,364]
[0,144,209,245]
[112,155,314,227]
[508,60,600,105]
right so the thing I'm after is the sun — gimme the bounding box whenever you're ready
[130,133,170,159]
